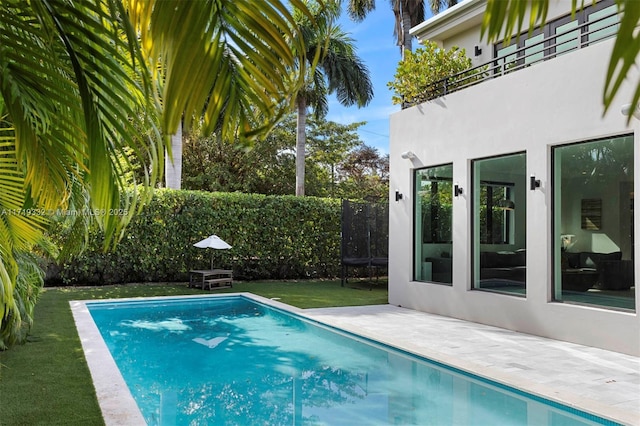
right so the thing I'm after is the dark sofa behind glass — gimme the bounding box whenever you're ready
[479,250,526,285]
[562,251,633,291]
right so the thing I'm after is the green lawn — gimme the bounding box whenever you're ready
[0,279,387,425]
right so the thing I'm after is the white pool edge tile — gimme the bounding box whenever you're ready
[70,300,147,426]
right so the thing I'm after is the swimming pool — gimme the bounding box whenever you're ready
[80,295,618,425]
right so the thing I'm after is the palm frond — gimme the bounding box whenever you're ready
[308,68,330,118]
[1,249,45,348]
[481,0,555,45]
[347,0,376,21]
[126,0,311,141]
[39,0,161,245]
[320,26,374,107]
[1,0,162,250]
[604,0,640,117]
[0,117,47,348]
[0,0,312,347]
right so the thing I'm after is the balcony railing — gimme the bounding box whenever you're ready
[404,7,621,108]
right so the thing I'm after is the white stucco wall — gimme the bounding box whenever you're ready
[389,38,639,356]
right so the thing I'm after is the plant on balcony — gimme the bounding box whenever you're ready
[388,40,486,106]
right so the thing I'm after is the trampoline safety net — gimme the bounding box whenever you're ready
[341,200,389,285]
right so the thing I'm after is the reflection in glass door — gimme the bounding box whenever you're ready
[552,135,635,311]
[472,153,527,296]
[414,164,453,284]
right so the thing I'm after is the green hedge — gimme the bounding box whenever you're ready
[50,190,342,285]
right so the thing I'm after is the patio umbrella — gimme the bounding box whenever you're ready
[193,235,232,269]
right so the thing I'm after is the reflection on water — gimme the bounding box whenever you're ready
[88,297,610,426]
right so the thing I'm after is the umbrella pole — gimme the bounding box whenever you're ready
[210,253,214,270]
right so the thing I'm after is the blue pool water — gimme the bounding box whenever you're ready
[87,296,616,425]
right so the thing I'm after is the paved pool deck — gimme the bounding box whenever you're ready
[302,304,640,426]
[72,294,640,425]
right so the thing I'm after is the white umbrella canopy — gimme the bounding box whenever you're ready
[194,235,232,249]
[194,235,232,269]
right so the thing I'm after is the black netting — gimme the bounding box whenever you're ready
[371,202,389,264]
[341,200,389,284]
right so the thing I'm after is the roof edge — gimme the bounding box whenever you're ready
[410,0,486,42]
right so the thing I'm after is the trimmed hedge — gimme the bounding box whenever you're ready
[51,190,342,285]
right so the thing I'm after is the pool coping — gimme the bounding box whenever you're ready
[71,298,147,425]
[71,293,638,426]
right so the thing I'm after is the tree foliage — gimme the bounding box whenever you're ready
[0,0,312,348]
[428,0,458,15]
[388,40,475,105]
[182,120,297,196]
[181,114,388,201]
[345,0,430,55]
[337,146,390,201]
[294,0,373,195]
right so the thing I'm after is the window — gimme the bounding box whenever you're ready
[551,18,579,56]
[493,0,617,67]
[472,153,527,295]
[494,28,544,73]
[553,135,635,311]
[523,33,545,66]
[414,165,453,284]
[586,2,619,44]
[494,42,518,73]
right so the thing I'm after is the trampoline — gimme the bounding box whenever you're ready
[341,200,389,287]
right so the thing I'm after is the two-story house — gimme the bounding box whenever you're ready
[389,0,638,355]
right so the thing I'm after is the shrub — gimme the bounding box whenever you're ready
[388,40,485,106]
[50,190,343,285]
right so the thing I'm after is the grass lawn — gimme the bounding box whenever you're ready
[0,279,387,425]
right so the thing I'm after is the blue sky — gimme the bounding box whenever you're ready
[324,4,430,155]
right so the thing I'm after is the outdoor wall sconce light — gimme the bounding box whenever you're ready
[454,184,463,197]
[395,190,403,202]
[621,103,640,119]
[474,45,482,56]
[400,151,416,160]
[530,175,541,190]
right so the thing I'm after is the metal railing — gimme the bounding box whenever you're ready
[404,8,621,108]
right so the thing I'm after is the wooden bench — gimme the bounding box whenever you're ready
[189,269,233,290]
[203,277,233,290]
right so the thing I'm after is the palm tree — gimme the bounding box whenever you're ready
[392,0,425,55]
[294,1,374,196]
[165,124,183,189]
[428,0,458,15]
[345,0,456,57]
[0,0,311,348]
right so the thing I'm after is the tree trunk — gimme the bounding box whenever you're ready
[295,96,307,196]
[402,4,413,58]
[165,121,183,189]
